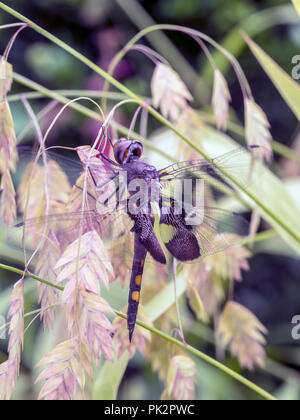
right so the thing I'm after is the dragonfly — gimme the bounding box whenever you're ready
[16,135,258,342]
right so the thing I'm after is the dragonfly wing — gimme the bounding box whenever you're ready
[159,209,200,262]
[187,207,249,257]
[17,146,120,187]
[12,147,141,287]
[158,146,262,192]
[159,198,249,261]
[11,205,134,264]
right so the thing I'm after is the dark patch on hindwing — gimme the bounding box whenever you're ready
[159,202,200,262]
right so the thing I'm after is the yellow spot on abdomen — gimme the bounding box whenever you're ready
[135,275,142,286]
[132,291,140,302]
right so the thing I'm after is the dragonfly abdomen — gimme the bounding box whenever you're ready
[127,234,148,342]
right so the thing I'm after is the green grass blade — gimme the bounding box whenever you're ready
[291,0,300,16]
[243,32,300,121]
[201,5,298,82]
[92,353,129,400]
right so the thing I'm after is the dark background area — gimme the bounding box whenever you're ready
[1,0,299,142]
[0,0,299,400]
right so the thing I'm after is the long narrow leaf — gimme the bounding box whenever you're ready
[202,128,300,257]
[201,5,298,81]
[150,126,300,256]
[92,353,129,400]
[291,0,300,17]
[243,32,300,121]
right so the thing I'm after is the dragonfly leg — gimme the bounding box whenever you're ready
[98,151,121,168]
[88,167,98,187]
[75,184,96,201]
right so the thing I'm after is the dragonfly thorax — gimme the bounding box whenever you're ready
[113,138,158,182]
[125,160,159,183]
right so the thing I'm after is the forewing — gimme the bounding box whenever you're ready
[17,146,120,187]
[15,205,132,243]
[158,146,262,192]
[189,207,249,257]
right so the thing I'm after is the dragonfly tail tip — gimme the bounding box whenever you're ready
[128,328,134,343]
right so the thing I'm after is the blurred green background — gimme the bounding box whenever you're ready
[0,0,300,400]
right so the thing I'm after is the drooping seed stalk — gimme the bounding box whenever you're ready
[0,261,277,401]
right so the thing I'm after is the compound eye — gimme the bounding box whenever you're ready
[113,138,143,164]
[130,141,143,159]
[113,138,131,164]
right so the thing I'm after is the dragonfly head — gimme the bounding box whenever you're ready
[113,138,143,164]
